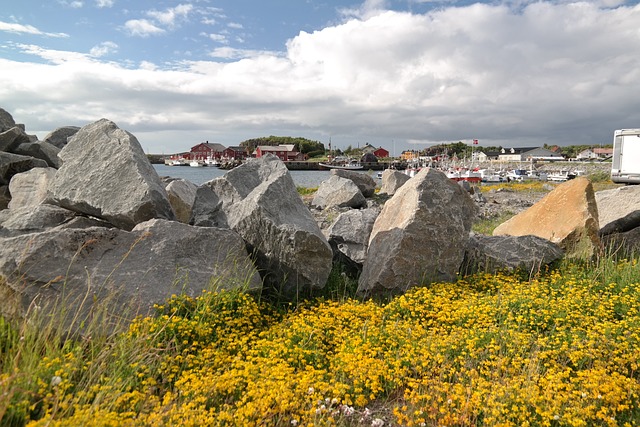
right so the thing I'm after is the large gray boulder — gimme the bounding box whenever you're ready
[204,155,333,297]
[0,108,16,132]
[379,169,411,195]
[0,219,261,334]
[0,152,48,185]
[358,168,478,296]
[312,175,366,209]
[0,204,78,237]
[189,185,223,227]
[43,126,81,149]
[460,234,564,276]
[8,167,57,209]
[325,207,380,275]
[601,226,640,258]
[330,169,377,197]
[596,185,640,236]
[0,186,9,210]
[13,141,62,168]
[0,127,32,153]
[166,179,198,224]
[48,119,175,230]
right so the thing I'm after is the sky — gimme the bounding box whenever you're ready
[1,0,640,155]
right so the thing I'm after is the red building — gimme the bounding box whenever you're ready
[254,145,302,161]
[223,146,248,160]
[373,147,390,158]
[190,142,226,160]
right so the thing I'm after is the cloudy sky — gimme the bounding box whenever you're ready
[1,0,639,155]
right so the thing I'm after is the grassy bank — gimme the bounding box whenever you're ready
[1,254,640,426]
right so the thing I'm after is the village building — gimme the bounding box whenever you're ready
[400,150,421,161]
[223,146,248,160]
[254,144,304,161]
[498,147,564,162]
[361,143,390,158]
[576,147,614,160]
[190,142,226,160]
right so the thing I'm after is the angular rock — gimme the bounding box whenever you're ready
[205,155,332,297]
[379,169,410,196]
[0,204,78,237]
[325,207,380,275]
[8,167,57,209]
[358,168,478,296]
[0,108,16,132]
[48,119,175,230]
[189,185,223,227]
[0,219,261,334]
[42,126,81,149]
[0,185,9,210]
[330,169,377,197]
[13,141,62,168]
[0,152,48,185]
[596,185,640,236]
[460,234,564,276]
[0,127,31,153]
[493,177,601,259]
[166,179,198,224]
[601,226,640,258]
[312,175,366,209]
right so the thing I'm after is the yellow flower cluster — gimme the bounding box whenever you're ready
[9,261,640,426]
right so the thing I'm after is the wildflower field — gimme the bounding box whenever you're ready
[2,254,640,427]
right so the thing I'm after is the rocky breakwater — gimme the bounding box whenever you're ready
[0,109,330,335]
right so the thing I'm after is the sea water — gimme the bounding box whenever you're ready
[153,164,347,188]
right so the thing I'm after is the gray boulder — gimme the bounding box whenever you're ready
[601,226,640,258]
[460,234,564,276]
[0,186,9,210]
[0,108,16,132]
[0,218,261,334]
[0,152,48,185]
[358,168,478,296]
[48,119,175,230]
[13,141,62,168]
[166,179,198,224]
[330,169,377,197]
[0,127,32,153]
[0,204,78,237]
[312,175,366,209]
[596,185,640,236]
[8,167,57,209]
[379,169,410,195]
[42,126,81,149]
[325,207,380,275]
[205,154,333,297]
[189,185,223,227]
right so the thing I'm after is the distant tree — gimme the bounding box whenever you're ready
[239,136,325,155]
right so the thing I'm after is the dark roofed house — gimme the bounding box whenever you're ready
[499,147,564,162]
[254,144,302,161]
[223,146,248,160]
[191,142,226,160]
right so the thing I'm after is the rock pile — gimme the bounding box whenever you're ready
[2,106,639,335]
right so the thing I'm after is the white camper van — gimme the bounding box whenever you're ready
[611,129,640,184]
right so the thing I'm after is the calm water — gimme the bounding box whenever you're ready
[153,164,374,188]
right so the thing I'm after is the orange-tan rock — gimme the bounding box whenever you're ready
[492,177,601,258]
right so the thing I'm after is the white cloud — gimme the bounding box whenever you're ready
[339,0,390,20]
[123,19,165,37]
[89,41,118,57]
[227,22,243,29]
[147,4,193,29]
[207,33,228,43]
[0,21,69,38]
[58,0,84,8]
[2,2,640,154]
[95,0,114,7]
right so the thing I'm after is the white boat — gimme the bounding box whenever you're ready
[478,169,504,183]
[204,157,220,167]
[547,170,579,182]
[189,160,205,167]
[504,169,528,182]
[318,161,363,170]
[446,168,482,183]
